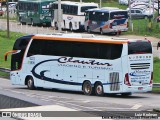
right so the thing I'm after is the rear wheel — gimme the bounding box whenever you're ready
[54,22,58,30]
[31,19,35,26]
[27,77,35,90]
[83,81,92,95]
[87,26,91,33]
[100,28,104,35]
[69,23,73,31]
[95,82,104,96]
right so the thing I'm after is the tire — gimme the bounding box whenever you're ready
[144,16,148,19]
[27,77,35,90]
[95,82,104,96]
[87,26,91,33]
[31,19,34,26]
[83,81,92,95]
[19,17,25,25]
[69,23,73,31]
[121,92,132,96]
[54,22,58,30]
[100,28,104,35]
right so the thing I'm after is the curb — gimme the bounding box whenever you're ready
[0,67,10,73]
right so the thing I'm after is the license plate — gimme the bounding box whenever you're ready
[138,87,143,90]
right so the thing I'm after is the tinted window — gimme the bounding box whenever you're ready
[11,35,33,71]
[128,41,152,54]
[81,6,97,12]
[89,12,109,21]
[136,10,141,13]
[27,39,123,60]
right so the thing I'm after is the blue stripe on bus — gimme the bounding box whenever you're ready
[31,59,121,86]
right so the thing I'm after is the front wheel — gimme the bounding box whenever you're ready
[83,81,92,95]
[27,77,35,90]
[95,83,104,96]
[87,26,91,33]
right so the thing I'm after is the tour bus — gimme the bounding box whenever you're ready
[50,1,98,30]
[5,33,153,96]
[17,0,56,26]
[84,7,129,34]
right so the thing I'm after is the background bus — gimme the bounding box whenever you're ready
[17,0,56,26]
[5,34,153,96]
[84,7,129,34]
[50,1,98,30]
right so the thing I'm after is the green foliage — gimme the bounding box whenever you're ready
[153,57,160,83]
[0,71,9,79]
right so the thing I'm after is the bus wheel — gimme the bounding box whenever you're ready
[54,22,58,30]
[27,77,35,90]
[95,82,104,96]
[83,81,92,95]
[31,19,34,26]
[19,17,25,25]
[100,28,104,35]
[69,23,73,31]
[87,27,91,33]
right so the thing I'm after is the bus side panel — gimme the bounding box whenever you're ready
[102,59,123,94]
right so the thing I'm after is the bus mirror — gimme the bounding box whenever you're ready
[4,50,17,61]
[157,41,160,50]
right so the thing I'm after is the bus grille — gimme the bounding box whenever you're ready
[130,63,150,70]
[109,72,120,91]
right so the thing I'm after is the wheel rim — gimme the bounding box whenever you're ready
[100,29,103,35]
[87,27,90,33]
[96,85,102,95]
[84,84,91,94]
[28,79,32,88]
[70,24,72,31]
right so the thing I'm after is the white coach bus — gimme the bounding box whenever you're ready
[5,33,153,96]
[50,1,98,30]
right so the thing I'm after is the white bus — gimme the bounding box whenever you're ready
[50,1,98,30]
[5,33,153,96]
[84,7,128,35]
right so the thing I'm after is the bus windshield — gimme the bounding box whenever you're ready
[110,11,128,19]
[128,41,152,54]
[11,35,33,71]
[81,6,97,12]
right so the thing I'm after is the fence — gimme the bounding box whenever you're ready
[128,18,160,36]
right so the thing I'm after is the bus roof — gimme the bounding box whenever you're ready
[86,7,127,13]
[31,33,148,44]
[53,1,98,6]
[18,0,55,3]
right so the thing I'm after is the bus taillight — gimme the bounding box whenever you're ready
[150,72,153,85]
[109,23,112,29]
[124,73,131,86]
